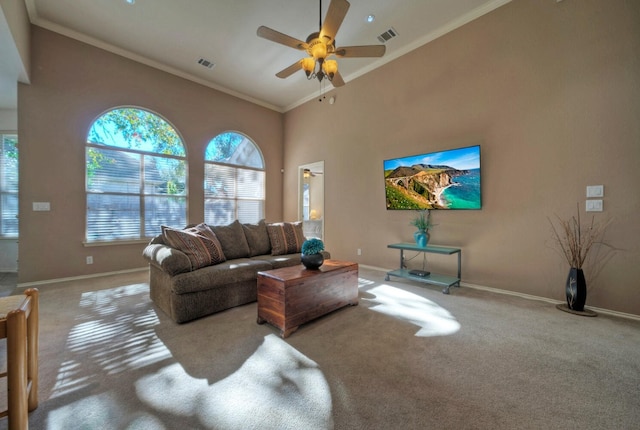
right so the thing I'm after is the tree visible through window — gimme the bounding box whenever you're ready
[205,132,265,225]
[86,107,187,242]
[0,133,18,237]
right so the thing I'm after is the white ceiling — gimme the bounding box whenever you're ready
[2,0,510,112]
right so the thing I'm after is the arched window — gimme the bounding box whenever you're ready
[204,132,265,226]
[86,107,187,242]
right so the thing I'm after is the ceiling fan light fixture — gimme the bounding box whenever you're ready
[323,60,338,79]
[302,58,316,77]
[309,40,328,60]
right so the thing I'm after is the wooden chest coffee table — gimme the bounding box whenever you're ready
[257,260,358,338]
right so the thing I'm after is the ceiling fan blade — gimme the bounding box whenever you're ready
[276,60,303,79]
[257,26,307,50]
[320,0,350,41]
[335,44,386,58]
[331,70,345,87]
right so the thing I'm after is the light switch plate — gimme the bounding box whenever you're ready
[586,200,603,212]
[33,202,51,211]
[586,185,604,198]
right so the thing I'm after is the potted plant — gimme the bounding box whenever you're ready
[301,238,325,269]
[548,203,612,313]
[410,209,434,247]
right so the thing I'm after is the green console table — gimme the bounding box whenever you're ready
[385,243,462,294]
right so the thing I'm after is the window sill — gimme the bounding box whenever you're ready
[83,239,150,247]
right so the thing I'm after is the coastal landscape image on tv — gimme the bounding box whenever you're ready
[384,145,481,210]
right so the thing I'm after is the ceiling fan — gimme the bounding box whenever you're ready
[303,168,323,177]
[257,0,386,87]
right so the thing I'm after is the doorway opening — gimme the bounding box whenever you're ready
[298,161,324,240]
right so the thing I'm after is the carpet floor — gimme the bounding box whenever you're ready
[1,267,638,429]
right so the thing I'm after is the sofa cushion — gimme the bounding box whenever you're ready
[251,253,302,269]
[161,223,226,270]
[171,258,273,295]
[211,220,251,260]
[242,220,272,257]
[143,243,192,275]
[267,222,305,256]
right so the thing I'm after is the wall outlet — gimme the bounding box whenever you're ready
[86,256,93,264]
[586,200,603,212]
[357,248,362,256]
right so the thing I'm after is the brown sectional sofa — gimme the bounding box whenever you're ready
[143,219,320,323]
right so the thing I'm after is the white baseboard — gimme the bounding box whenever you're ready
[360,264,640,321]
[17,267,148,288]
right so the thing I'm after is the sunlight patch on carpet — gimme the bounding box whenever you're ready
[48,392,168,429]
[363,284,461,336]
[135,334,333,430]
[51,283,171,398]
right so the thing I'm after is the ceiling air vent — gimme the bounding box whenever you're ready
[377,27,398,44]
[197,58,215,69]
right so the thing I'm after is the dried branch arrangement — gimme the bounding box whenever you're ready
[548,203,612,269]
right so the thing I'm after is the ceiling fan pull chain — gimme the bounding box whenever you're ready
[318,79,328,102]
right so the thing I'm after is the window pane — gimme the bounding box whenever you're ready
[144,196,186,235]
[87,194,140,241]
[1,194,18,236]
[1,136,18,192]
[204,199,234,226]
[144,155,186,196]
[237,168,265,199]
[205,132,242,163]
[88,108,185,156]
[204,164,236,198]
[205,132,264,168]
[237,200,263,224]
[1,134,18,237]
[87,148,141,193]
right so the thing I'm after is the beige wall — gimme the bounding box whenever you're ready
[284,0,640,314]
[18,27,284,283]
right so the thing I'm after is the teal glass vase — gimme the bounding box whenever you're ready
[414,230,428,248]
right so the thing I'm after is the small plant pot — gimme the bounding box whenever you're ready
[301,253,324,270]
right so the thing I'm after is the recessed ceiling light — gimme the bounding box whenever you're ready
[125,0,135,4]
[366,15,375,23]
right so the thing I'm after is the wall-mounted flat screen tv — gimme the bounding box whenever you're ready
[384,145,481,210]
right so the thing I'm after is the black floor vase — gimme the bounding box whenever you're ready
[566,267,587,311]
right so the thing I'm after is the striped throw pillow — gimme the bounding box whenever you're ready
[162,223,226,270]
[266,222,305,256]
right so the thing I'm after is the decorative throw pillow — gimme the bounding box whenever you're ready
[242,220,272,257]
[267,222,305,256]
[211,220,251,260]
[161,223,226,270]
